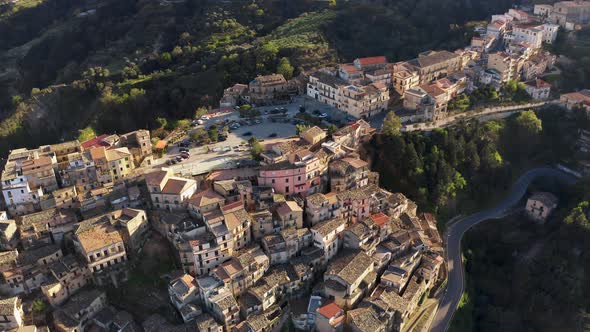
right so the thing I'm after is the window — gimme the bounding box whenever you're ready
[285,178,289,183]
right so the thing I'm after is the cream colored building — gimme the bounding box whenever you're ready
[249,74,288,104]
[73,220,128,287]
[145,169,198,211]
[487,52,525,83]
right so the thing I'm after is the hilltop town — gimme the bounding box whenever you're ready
[0,1,589,332]
[0,116,445,332]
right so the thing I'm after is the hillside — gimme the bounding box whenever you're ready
[0,0,515,154]
[450,179,590,332]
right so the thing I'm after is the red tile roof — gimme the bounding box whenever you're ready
[340,64,359,73]
[221,200,244,213]
[356,56,387,66]
[370,213,389,227]
[81,134,109,150]
[317,302,342,319]
[526,79,551,89]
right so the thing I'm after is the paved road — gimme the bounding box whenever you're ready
[430,167,578,332]
[402,101,553,133]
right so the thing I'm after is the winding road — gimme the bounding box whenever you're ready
[430,167,578,332]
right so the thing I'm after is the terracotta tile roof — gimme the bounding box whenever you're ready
[105,147,131,161]
[341,157,368,169]
[317,302,342,319]
[81,134,109,150]
[340,64,359,74]
[326,250,373,285]
[306,193,328,206]
[311,218,346,237]
[144,170,168,187]
[76,223,123,253]
[89,147,107,161]
[369,213,389,227]
[154,140,168,150]
[276,201,303,216]
[221,200,244,213]
[301,126,326,139]
[356,56,387,66]
[189,189,225,208]
[162,179,190,195]
[420,83,447,98]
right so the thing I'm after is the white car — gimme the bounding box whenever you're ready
[318,113,328,118]
[197,119,204,125]
[200,115,210,120]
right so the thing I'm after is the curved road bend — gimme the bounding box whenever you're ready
[430,167,578,332]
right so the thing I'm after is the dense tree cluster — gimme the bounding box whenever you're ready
[364,108,576,218]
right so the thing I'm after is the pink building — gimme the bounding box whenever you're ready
[337,187,372,224]
[257,150,323,197]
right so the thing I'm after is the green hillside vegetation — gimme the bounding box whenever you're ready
[0,0,516,154]
[363,108,577,224]
[547,26,590,92]
[451,178,590,332]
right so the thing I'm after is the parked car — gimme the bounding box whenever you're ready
[312,110,321,115]
[230,123,240,129]
[223,146,231,152]
[179,148,189,153]
[175,156,183,162]
[243,131,252,136]
[268,133,277,138]
[197,119,204,125]
[200,115,210,120]
[318,113,328,118]
[254,119,261,124]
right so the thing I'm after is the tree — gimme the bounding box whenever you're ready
[195,107,208,119]
[11,95,23,107]
[155,117,168,129]
[208,126,219,142]
[277,57,294,80]
[179,32,191,45]
[31,299,46,323]
[250,137,263,160]
[32,299,46,313]
[172,46,183,57]
[160,52,172,65]
[514,110,542,136]
[191,128,208,143]
[255,43,278,68]
[327,124,338,136]
[382,111,402,137]
[78,126,96,142]
[296,124,311,135]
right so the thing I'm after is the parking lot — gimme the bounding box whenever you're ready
[157,96,344,176]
